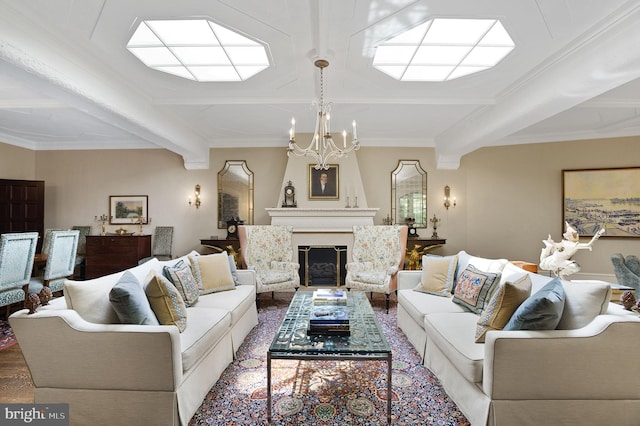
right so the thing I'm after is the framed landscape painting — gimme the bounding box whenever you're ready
[109,195,149,224]
[563,167,640,238]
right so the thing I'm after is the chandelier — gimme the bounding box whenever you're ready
[287,59,360,170]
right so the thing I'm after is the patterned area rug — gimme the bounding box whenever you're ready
[0,320,17,351]
[189,292,470,425]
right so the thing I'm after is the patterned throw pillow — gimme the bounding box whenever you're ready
[189,252,236,294]
[503,278,565,331]
[452,264,501,314]
[475,274,532,342]
[414,255,458,296]
[163,260,199,306]
[145,271,187,332]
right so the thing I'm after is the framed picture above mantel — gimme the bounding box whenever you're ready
[109,195,149,224]
[308,164,339,199]
[563,167,640,238]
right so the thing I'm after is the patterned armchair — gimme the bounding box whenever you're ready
[0,232,38,317]
[239,225,300,307]
[345,225,408,313]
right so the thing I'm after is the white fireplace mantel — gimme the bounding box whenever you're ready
[265,207,379,232]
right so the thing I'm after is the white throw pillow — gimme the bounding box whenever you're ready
[556,280,611,330]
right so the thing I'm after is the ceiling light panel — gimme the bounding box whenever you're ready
[127,19,269,82]
[373,18,514,81]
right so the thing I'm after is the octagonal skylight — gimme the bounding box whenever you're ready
[373,18,514,81]
[127,19,270,82]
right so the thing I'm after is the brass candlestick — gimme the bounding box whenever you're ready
[131,216,150,235]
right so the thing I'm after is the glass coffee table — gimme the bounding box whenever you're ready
[267,291,392,424]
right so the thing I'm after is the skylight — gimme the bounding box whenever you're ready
[373,18,514,81]
[127,19,270,82]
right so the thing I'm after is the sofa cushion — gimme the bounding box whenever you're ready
[145,271,188,332]
[504,277,565,330]
[397,288,467,329]
[475,273,532,342]
[414,255,458,296]
[64,258,161,324]
[193,285,254,325]
[180,307,232,372]
[109,271,159,325]
[452,264,501,314]
[424,312,485,383]
[163,260,200,306]
[556,280,611,330]
[455,251,508,287]
[189,253,235,294]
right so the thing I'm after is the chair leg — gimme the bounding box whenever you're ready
[272,291,275,299]
[256,293,261,309]
[385,294,390,314]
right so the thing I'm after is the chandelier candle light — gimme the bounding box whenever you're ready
[288,59,360,170]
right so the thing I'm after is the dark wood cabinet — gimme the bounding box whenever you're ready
[85,235,151,279]
[0,179,45,251]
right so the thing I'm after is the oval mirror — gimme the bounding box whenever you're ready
[218,160,254,228]
[391,160,427,227]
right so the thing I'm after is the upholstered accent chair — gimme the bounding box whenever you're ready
[0,232,38,317]
[611,253,640,296]
[28,230,79,296]
[138,226,173,264]
[239,225,300,307]
[71,225,91,279]
[345,225,408,312]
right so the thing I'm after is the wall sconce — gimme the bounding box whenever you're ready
[444,185,456,210]
[188,184,201,209]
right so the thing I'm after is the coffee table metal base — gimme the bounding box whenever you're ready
[266,351,392,424]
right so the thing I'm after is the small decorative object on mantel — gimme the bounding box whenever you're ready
[539,222,605,279]
[429,214,441,239]
[282,181,297,208]
[621,290,636,311]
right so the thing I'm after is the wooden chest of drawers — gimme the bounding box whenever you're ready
[85,235,151,279]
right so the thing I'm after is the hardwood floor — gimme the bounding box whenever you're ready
[0,343,35,403]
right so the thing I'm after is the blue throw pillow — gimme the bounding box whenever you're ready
[228,255,239,285]
[503,278,565,330]
[109,271,159,325]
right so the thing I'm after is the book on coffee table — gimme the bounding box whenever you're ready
[309,306,349,325]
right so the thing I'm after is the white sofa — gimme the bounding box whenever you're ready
[9,251,258,426]
[397,250,640,426]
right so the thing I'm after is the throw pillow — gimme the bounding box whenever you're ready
[414,255,458,297]
[455,251,508,292]
[228,255,239,285]
[556,280,611,330]
[475,274,532,342]
[145,271,187,332]
[163,260,199,306]
[452,264,501,314]
[189,252,236,294]
[109,271,159,325]
[503,277,566,331]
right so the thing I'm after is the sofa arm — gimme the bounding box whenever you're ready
[10,308,183,392]
[483,315,640,400]
[236,269,256,286]
[397,271,422,290]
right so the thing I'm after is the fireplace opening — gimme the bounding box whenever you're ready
[298,245,347,287]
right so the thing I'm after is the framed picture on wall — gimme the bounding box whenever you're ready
[563,167,640,238]
[109,195,149,224]
[308,164,339,199]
